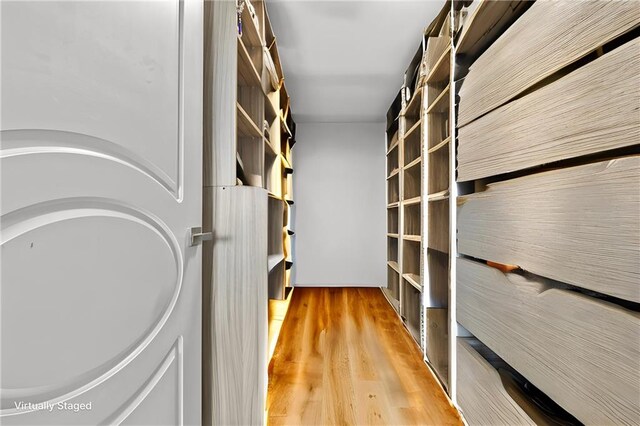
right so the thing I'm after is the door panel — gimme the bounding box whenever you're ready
[0,1,202,424]
[1,0,182,188]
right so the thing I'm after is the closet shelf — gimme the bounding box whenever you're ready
[401,87,422,117]
[403,273,422,292]
[237,38,262,88]
[265,96,278,123]
[426,45,451,84]
[236,154,251,186]
[428,136,451,154]
[237,103,262,137]
[404,119,422,140]
[404,157,421,171]
[279,82,290,114]
[426,84,450,114]
[280,113,292,136]
[387,260,400,273]
[428,190,449,202]
[387,168,400,179]
[264,136,277,156]
[387,233,399,239]
[387,201,400,208]
[386,139,399,155]
[236,152,245,174]
[427,245,448,256]
[269,40,284,83]
[239,5,262,48]
[403,235,422,242]
[268,254,284,272]
[404,196,421,206]
[280,154,292,170]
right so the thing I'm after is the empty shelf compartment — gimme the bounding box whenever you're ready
[427,112,449,151]
[387,145,399,177]
[426,83,449,114]
[403,202,421,237]
[428,146,449,195]
[428,198,449,253]
[387,265,400,304]
[403,88,422,130]
[264,149,281,196]
[387,122,399,152]
[426,308,449,387]
[388,205,399,234]
[402,239,421,277]
[403,123,422,165]
[403,164,422,202]
[402,279,422,345]
[268,260,286,300]
[388,236,399,264]
[387,173,400,204]
[426,249,448,308]
[237,90,263,137]
[268,197,284,256]
[237,136,263,187]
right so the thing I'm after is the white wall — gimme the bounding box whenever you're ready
[292,122,386,287]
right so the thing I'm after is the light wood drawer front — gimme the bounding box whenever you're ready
[458,156,640,302]
[457,0,640,127]
[458,38,640,182]
[457,339,535,426]
[457,258,640,425]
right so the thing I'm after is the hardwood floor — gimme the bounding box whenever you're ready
[267,287,463,425]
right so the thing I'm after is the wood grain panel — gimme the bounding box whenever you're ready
[458,1,640,126]
[426,308,448,387]
[203,186,267,426]
[402,239,421,277]
[457,258,640,424]
[402,279,422,343]
[458,156,640,302]
[203,0,237,186]
[428,198,449,254]
[428,145,449,194]
[457,339,536,426]
[426,249,448,308]
[403,162,422,200]
[456,0,530,61]
[426,37,450,84]
[458,38,640,181]
[403,202,420,237]
[267,287,462,425]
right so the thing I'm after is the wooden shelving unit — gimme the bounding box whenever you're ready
[384,91,402,312]
[382,0,453,394]
[234,2,299,299]
[203,1,298,424]
[423,7,453,390]
[383,35,428,350]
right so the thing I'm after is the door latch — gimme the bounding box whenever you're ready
[189,227,213,246]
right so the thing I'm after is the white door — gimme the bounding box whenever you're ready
[0,1,202,424]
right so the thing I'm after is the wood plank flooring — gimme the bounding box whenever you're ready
[267,287,462,425]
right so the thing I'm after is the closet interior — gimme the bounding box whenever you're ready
[205,0,640,424]
[384,1,639,424]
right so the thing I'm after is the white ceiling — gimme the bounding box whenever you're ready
[266,0,444,123]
